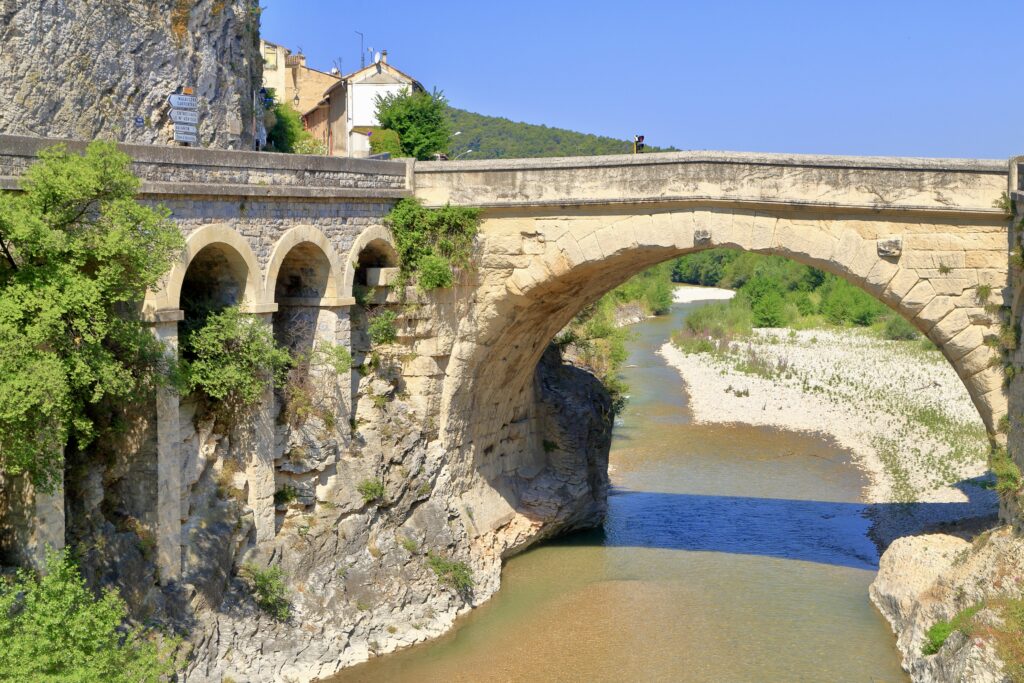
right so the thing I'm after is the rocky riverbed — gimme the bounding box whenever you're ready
[659,285,1022,682]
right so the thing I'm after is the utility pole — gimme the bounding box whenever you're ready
[355,31,365,68]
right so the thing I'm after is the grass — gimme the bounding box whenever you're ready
[990,448,1022,495]
[400,536,419,554]
[922,604,982,655]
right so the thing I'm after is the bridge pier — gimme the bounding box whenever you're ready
[29,468,64,572]
[244,308,278,544]
[151,310,184,584]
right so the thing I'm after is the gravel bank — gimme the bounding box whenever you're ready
[659,289,997,545]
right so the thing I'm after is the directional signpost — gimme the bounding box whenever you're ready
[168,90,200,146]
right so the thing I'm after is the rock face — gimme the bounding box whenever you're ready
[870,527,1023,683]
[0,0,261,148]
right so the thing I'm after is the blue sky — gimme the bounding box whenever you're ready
[262,0,1023,159]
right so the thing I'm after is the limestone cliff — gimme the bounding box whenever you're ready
[0,0,261,148]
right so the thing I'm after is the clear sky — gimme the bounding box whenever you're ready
[261,0,1023,159]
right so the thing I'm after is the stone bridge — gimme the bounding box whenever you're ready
[0,135,1017,590]
[415,154,1013,488]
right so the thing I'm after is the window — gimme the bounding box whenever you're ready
[264,45,278,71]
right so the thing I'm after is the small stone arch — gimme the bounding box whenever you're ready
[341,225,399,298]
[263,226,346,307]
[145,223,265,315]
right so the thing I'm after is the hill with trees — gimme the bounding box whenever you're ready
[445,107,676,159]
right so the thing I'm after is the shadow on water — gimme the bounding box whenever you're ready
[547,478,995,571]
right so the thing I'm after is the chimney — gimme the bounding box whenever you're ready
[381,50,388,64]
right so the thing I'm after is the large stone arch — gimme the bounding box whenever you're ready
[263,226,346,307]
[145,223,265,315]
[439,207,1010,474]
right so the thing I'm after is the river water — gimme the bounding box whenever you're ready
[334,296,908,682]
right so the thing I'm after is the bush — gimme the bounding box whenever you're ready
[426,552,474,593]
[367,128,402,157]
[183,307,291,419]
[368,310,398,345]
[881,315,919,341]
[0,550,179,681]
[0,142,184,490]
[266,103,325,155]
[416,253,454,290]
[990,448,1022,494]
[752,290,787,327]
[384,198,480,289]
[357,478,386,504]
[240,564,290,621]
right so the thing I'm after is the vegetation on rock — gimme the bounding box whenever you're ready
[368,310,398,345]
[0,550,179,681]
[426,552,474,593]
[0,142,184,491]
[384,197,480,291]
[240,563,290,621]
[357,478,386,504]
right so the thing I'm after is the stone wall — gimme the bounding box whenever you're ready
[0,0,262,149]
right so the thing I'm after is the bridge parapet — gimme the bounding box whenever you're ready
[415,152,1008,218]
[0,134,411,200]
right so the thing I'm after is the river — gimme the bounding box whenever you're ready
[332,295,908,682]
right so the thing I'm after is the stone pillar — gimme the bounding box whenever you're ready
[243,308,278,544]
[30,469,64,572]
[151,310,183,584]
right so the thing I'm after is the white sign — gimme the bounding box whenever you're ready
[169,109,199,124]
[174,131,198,144]
[168,94,198,109]
[174,123,198,134]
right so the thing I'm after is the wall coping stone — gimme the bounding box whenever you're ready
[416,150,1008,175]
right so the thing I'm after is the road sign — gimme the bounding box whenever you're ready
[174,123,198,134]
[168,94,198,109]
[174,131,198,144]
[169,109,199,124]
[134,116,145,128]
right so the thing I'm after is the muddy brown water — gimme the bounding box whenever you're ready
[330,297,908,683]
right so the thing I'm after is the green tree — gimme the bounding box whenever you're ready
[182,306,291,419]
[375,88,452,160]
[0,549,179,682]
[0,142,184,491]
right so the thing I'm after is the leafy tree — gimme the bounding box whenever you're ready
[182,306,291,419]
[375,88,452,160]
[0,142,184,491]
[0,549,179,682]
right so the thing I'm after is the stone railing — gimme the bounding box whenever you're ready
[0,134,412,199]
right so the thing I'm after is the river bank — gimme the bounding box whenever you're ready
[658,285,998,546]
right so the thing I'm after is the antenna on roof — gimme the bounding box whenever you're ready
[355,31,365,68]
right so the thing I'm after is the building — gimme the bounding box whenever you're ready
[260,39,340,119]
[312,51,424,157]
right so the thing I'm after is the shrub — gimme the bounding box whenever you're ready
[266,103,326,155]
[0,549,179,681]
[752,290,787,327]
[357,478,386,504]
[426,552,474,593]
[882,315,919,341]
[274,484,298,506]
[400,536,419,553]
[416,253,454,290]
[0,142,184,490]
[240,564,290,621]
[368,310,398,345]
[384,198,480,289]
[367,128,402,157]
[182,307,292,419]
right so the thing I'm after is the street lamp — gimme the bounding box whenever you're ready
[454,149,475,160]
